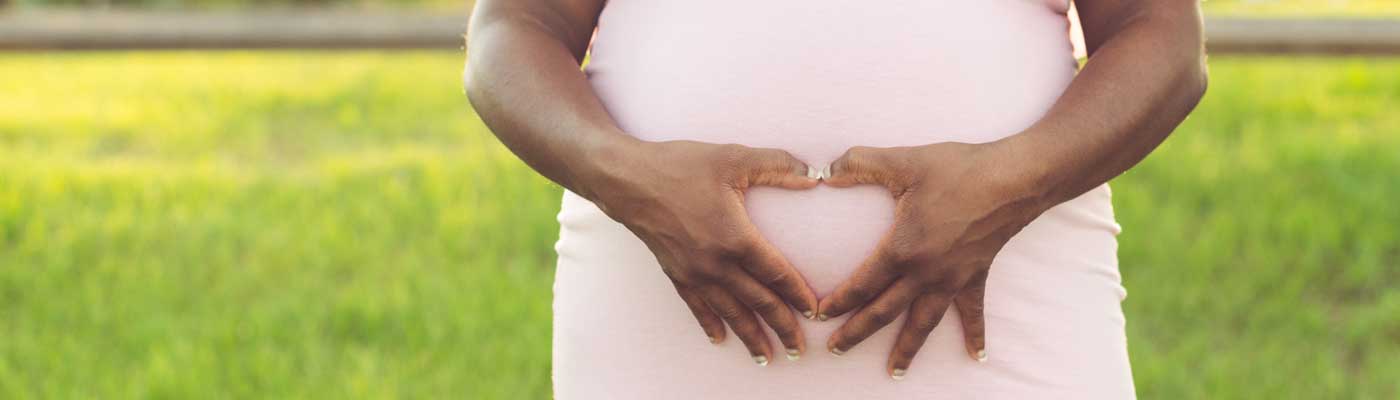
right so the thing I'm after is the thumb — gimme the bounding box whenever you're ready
[825,146,905,188]
[741,147,821,190]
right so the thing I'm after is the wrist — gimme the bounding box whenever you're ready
[569,129,648,204]
[981,133,1065,213]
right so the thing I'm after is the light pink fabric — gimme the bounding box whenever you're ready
[553,0,1135,398]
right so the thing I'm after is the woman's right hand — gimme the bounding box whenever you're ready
[581,139,822,365]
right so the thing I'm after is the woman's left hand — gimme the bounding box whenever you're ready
[815,141,1050,380]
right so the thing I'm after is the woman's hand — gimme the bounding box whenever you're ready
[815,142,1050,379]
[583,139,822,365]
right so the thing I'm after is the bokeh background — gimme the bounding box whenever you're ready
[2,0,1398,398]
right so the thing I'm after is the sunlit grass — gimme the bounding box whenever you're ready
[1202,0,1400,17]
[1,52,1397,399]
[0,51,559,399]
[1114,56,1400,398]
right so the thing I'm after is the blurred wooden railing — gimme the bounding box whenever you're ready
[2,11,1400,54]
[1207,17,1400,54]
[0,11,468,50]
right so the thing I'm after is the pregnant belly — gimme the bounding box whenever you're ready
[556,2,1137,396]
[744,186,894,296]
[583,0,1080,294]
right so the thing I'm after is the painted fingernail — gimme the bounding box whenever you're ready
[786,348,801,361]
[802,310,815,319]
[816,313,828,321]
[820,165,832,180]
[753,355,769,366]
[806,165,821,180]
[891,369,907,380]
[977,349,988,362]
[829,347,845,357]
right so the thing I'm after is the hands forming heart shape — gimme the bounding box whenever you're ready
[587,139,1049,379]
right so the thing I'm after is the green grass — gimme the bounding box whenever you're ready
[0,52,558,398]
[1202,0,1400,17]
[7,0,470,12]
[0,52,1397,399]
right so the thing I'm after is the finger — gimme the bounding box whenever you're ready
[816,241,902,320]
[740,236,819,319]
[724,272,806,360]
[742,147,820,190]
[824,146,904,188]
[674,282,727,344]
[699,287,773,366]
[953,269,990,362]
[826,278,920,356]
[888,293,955,380]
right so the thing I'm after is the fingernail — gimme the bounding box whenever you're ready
[977,349,988,362]
[820,165,832,180]
[709,336,721,345]
[806,165,820,180]
[891,369,906,380]
[816,313,828,321]
[802,310,815,319]
[753,355,769,366]
[786,348,801,361]
[829,347,845,357]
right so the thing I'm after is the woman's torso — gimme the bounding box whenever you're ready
[554,1,1135,398]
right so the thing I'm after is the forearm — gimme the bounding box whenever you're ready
[995,5,1208,208]
[464,8,636,202]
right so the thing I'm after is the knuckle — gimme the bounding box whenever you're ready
[685,264,727,284]
[912,315,941,333]
[716,143,748,159]
[720,246,752,263]
[749,297,782,314]
[702,239,751,262]
[844,285,878,304]
[959,296,985,315]
[756,147,793,161]
[924,279,959,295]
[714,304,745,320]
[950,267,982,287]
[754,267,790,286]
[959,279,987,298]
[719,236,754,256]
[882,245,926,268]
[712,144,750,174]
[867,305,900,326]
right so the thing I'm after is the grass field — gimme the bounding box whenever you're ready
[1204,0,1400,17]
[1,52,1397,398]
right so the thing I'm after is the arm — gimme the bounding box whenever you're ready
[1001,0,1209,206]
[466,0,823,364]
[812,0,1208,378]
[465,0,621,200]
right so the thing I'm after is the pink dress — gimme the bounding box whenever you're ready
[553,0,1135,398]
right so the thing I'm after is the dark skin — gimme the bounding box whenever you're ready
[818,0,1208,379]
[465,0,820,365]
[466,0,1207,378]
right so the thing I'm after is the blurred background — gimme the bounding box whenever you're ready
[1,0,1397,398]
